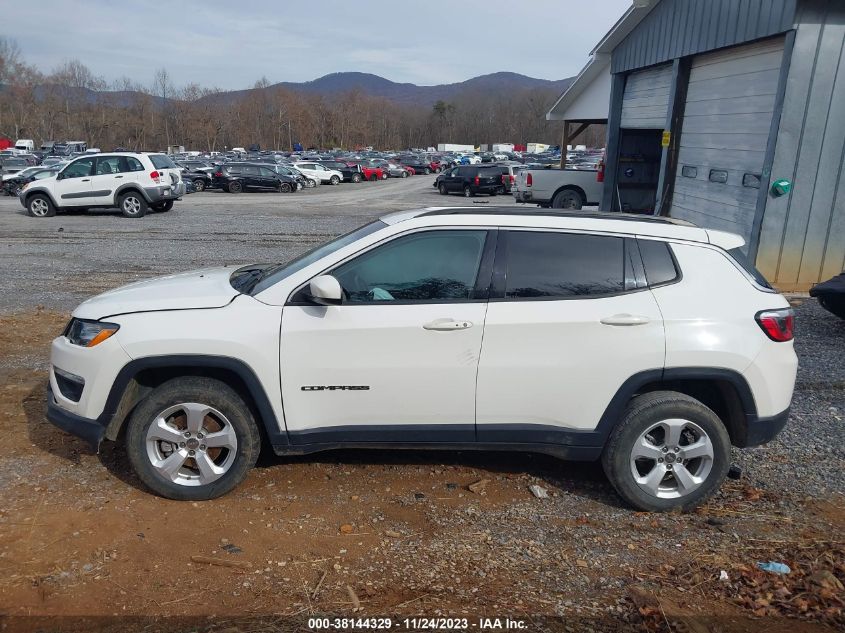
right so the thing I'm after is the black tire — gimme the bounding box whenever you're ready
[228,181,243,194]
[401,171,408,178]
[463,186,474,198]
[27,193,56,218]
[278,182,292,193]
[193,179,206,192]
[153,200,174,212]
[601,391,731,512]
[351,173,362,183]
[329,175,340,185]
[551,189,584,210]
[438,183,448,196]
[119,191,147,218]
[381,172,388,180]
[369,175,378,182]
[126,376,261,501]
[306,178,317,188]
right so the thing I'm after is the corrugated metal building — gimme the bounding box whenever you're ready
[547,0,844,291]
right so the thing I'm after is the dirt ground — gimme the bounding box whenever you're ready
[0,309,842,633]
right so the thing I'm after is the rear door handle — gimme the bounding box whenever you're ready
[81,179,90,182]
[600,313,651,326]
[423,318,473,331]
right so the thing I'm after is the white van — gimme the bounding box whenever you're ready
[14,139,35,152]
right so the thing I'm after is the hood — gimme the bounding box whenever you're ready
[73,267,239,320]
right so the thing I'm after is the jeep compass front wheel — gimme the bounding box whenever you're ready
[602,391,730,512]
[126,377,261,500]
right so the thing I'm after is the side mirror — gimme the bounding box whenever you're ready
[55,172,64,180]
[308,275,343,305]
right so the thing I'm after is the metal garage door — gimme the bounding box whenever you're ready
[620,63,673,128]
[670,37,785,242]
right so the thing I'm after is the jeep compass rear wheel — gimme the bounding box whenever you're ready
[126,377,261,500]
[602,391,730,512]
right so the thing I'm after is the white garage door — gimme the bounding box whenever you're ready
[620,63,673,129]
[670,37,785,241]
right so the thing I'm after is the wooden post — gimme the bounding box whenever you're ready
[560,121,569,169]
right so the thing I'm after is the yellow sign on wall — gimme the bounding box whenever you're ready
[662,130,671,148]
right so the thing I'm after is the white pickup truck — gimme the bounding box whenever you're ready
[512,167,604,209]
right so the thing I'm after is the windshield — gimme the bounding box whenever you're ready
[249,220,387,295]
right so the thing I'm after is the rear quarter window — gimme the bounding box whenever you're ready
[149,154,177,170]
[727,247,772,289]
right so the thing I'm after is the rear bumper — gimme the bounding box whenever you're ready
[144,182,186,203]
[46,386,105,450]
[737,407,790,448]
[514,190,533,202]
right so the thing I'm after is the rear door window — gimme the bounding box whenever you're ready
[504,231,625,299]
[637,239,679,286]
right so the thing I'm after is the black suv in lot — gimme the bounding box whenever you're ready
[435,165,505,197]
[212,163,299,193]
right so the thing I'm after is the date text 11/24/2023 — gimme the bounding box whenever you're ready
[307,617,528,630]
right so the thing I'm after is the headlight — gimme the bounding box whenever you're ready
[64,318,120,347]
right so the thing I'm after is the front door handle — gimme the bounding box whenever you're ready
[600,314,651,326]
[423,318,473,331]
[114,175,123,179]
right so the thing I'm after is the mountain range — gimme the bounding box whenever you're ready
[210,71,575,106]
[31,71,574,109]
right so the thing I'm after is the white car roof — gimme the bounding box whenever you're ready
[380,207,744,249]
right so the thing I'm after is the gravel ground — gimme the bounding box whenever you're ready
[0,177,842,629]
[0,176,504,313]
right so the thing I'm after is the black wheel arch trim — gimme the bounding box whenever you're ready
[23,187,60,208]
[48,362,772,455]
[591,366,762,448]
[95,354,287,447]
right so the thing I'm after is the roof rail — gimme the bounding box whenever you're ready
[417,208,695,226]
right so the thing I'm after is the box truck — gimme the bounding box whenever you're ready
[437,143,474,153]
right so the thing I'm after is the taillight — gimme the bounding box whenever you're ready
[214,171,223,177]
[501,175,506,184]
[510,174,515,184]
[150,170,161,183]
[526,172,533,187]
[755,309,794,342]
[474,175,480,185]
[596,159,605,183]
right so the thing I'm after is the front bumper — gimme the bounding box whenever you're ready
[46,386,106,450]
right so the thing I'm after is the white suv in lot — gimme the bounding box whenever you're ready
[20,152,186,218]
[293,161,344,185]
[46,208,797,511]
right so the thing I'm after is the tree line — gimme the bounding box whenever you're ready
[0,39,605,152]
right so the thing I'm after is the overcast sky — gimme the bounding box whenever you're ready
[14,0,632,90]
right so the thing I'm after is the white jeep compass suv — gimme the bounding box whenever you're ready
[20,152,185,218]
[46,208,797,511]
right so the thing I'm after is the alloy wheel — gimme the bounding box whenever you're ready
[629,418,714,499]
[30,198,49,216]
[145,402,238,487]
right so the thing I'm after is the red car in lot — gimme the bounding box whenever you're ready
[346,161,385,181]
